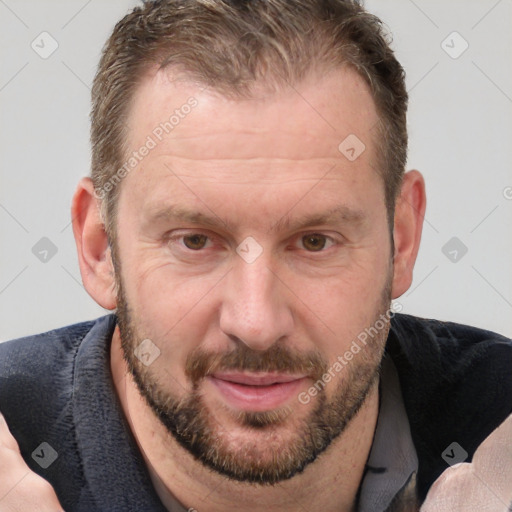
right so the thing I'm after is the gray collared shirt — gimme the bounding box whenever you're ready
[357,355,419,512]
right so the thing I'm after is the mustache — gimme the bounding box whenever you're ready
[185,342,328,384]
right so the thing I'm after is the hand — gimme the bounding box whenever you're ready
[420,413,512,512]
[0,412,64,512]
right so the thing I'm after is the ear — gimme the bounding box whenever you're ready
[71,177,117,309]
[391,170,426,299]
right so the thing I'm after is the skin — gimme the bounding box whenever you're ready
[70,65,426,512]
[0,413,64,512]
[420,413,512,512]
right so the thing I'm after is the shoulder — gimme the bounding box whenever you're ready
[0,319,98,375]
[388,314,512,500]
[388,313,512,380]
[388,313,512,413]
[0,316,118,510]
[390,312,511,350]
[0,316,116,447]
[0,317,115,389]
[0,314,117,389]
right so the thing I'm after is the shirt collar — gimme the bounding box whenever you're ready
[356,354,419,512]
[72,315,168,511]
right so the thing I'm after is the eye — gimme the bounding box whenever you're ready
[182,233,209,250]
[299,233,334,252]
[165,230,223,261]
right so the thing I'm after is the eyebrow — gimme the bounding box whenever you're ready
[143,204,367,233]
[269,205,367,233]
[144,205,231,230]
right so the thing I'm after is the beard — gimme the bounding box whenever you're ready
[115,264,392,485]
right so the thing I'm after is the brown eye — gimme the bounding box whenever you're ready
[183,234,208,250]
[302,234,327,251]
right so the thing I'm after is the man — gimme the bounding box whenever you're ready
[0,1,511,511]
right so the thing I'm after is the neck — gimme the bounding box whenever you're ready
[110,328,379,512]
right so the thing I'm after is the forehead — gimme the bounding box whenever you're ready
[126,65,380,165]
[118,65,385,231]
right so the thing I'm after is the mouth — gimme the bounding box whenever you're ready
[207,371,309,412]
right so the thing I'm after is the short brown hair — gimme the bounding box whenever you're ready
[91,0,408,237]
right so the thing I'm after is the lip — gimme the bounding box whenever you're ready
[207,372,308,412]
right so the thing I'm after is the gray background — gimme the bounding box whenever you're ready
[1,0,511,342]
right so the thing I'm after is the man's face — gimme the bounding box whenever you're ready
[113,66,393,484]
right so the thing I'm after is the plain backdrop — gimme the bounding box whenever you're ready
[1,0,511,341]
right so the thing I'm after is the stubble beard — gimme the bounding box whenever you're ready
[115,265,392,485]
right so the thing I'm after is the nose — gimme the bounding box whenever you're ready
[219,254,294,351]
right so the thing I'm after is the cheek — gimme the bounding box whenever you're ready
[119,250,224,359]
[124,276,224,386]
[298,268,391,374]
[297,253,390,327]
